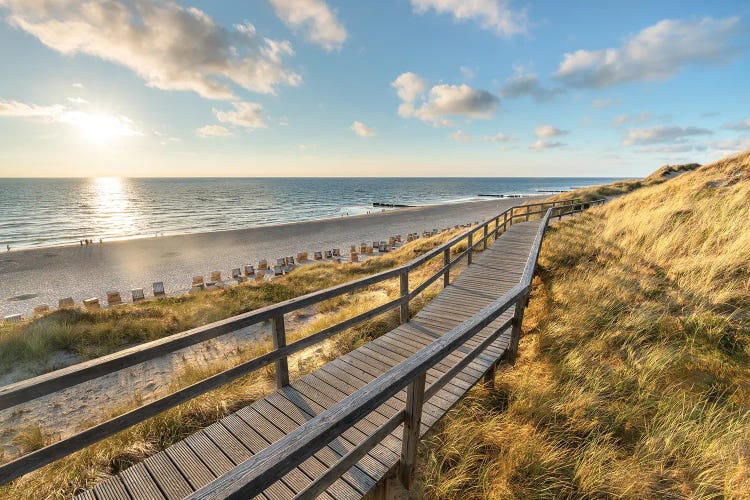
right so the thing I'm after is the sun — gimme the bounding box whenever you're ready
[60,111,141,145]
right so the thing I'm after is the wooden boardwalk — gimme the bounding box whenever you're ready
[78,219,543,500]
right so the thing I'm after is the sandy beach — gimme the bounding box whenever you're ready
[0,197,541,317]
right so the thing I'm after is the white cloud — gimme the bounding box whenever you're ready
[0,99,64,119]
[723,118,750,131]
[1,0,301,100]
[499,72,559,101]
[392,72,499,126]
[196,125,233,138]
[534,124,568,138]
[213,101,266,130]
[623,125,712,146]
[611,112,651,127]
[709,136,750,157]
[351,121,375,137]
[67,97,88,105]
[269,0,346,51]
[450,129,471,142]
[555,16,742,88]
[639,144,707,153]
[460,66,474,81]
[482,132,513,142]
[410,0,527,38]
[72,82,84,88]
[530,140,565,150]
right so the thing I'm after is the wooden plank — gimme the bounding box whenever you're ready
[164,441,215,491]
[120,463,164,500]
[92,476,130,500]
[184,432,234,477]
[143,452,193,500]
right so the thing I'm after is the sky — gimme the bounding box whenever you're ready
[0,0,748,178]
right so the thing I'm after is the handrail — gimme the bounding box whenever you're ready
[187,201,605,499]
[0,197,599,485]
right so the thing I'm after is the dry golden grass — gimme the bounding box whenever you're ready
[417,151,750,499]
[0,222,493,499]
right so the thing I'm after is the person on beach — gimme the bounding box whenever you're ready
[80,240,83,246]
[5,245,9,252]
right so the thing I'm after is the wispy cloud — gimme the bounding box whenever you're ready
[623,125,712,146]
[722,118,750,131]
[196,125,233,138]
[530,140,565,150]
[269,0,347,51]
[499,71,561,102]
[534,124,568,138]
[351,121,375,137]
[213,102,266,130]
[555,16,742,88]
[410,0,527,38]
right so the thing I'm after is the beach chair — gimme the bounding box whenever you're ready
[232,268,244,283]
[422,231,430,238]
[3,314,22,324]
[33,305,50,315]
[192,276,204,287]
[296,252,307,262]
[276,258,287,267]
[132,288,145,302]
[406,234,413,242]
[360,243,367,253]
[83,297,100,310]
[314,251,323,261]
[106,291,123,306]
[273,265,284,276]
[396,234,402,242]
[332,248,340,257]
[372,241,379,248]
[258,259,268,270]
[59,297,75,309]
[350,252,359,262]
[153,282,166,297]
[244,265,255,279]
[210,271,222,283]
[325,250,333,259]
[388,236,396,246]
[350,244,356,253]
[366,246,374,255]
[378,242,388,252]
[287,256,295,266]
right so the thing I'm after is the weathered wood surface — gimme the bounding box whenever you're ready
[80,220,542,499]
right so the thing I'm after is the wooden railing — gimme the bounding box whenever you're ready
[0,197,603,484]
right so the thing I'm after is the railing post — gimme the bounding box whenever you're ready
[271,314,289,387]
[467,232,473,265]
[443,248,450,287]
[400,372,426,489]
[483,224,488,250]
[508,291,529,359]
[483,363,496,390]
[399,270,409,324]
[525,205,530,221]
[494,216,500,237]
[503,210,508,230]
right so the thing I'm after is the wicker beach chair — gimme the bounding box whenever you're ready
[324,250,333,259]
[296,252,308,262]
[273,265,284,276]
[33,305,50,315]
[360,243,367,253]
[153,282,166,297]
[83,297,100,309]
[132,288,145,302]
[106,291,123,306]
[314,251,323,260]
[59,297,75,308]
[244,265,255,279]
[210,271,222,283]
[332,248,340,257]
[350,252,359,262]
[232,268,244,283]
[192,276,204,287]
[258,259,269,270]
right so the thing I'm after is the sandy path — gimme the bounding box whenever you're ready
[0,198,540,317]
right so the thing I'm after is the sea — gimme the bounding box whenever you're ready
[0,177,623,250]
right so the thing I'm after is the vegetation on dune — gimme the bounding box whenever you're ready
[417,151,750,498]
[1,225,483,498]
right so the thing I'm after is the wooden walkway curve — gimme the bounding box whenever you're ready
[78,219,544,500]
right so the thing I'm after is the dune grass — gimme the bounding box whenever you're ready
[0,223,487,498]
[416,151,750,498]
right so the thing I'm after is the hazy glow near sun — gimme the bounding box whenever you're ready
[60,111,141,145]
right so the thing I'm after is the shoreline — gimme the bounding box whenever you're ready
[0,196,544,317]
[2,196,518,254]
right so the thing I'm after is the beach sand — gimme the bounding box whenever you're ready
[0,197,541,317]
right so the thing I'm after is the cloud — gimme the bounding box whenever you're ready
[534,124,568,138]
[723,118,750,131]
[709,135,750,157]
[499,72,560,101]
[0,99,64,119]
[450,129,471,142]
[72,82,84,88]
[530,140,564,150]
[196,125,233,138]
[410,0,527,38]
[611,112,651,126]
[392,72,499,126]
[482,132,513,142]
[555,16,742,88]
[638,144,707,153]
[623,125,712,146]
[268,0,346,51]
[351,120,375,137]
[1,0,301,100]
[460,66,475,81]
[67,97,88,105]
[213,101,266,130]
